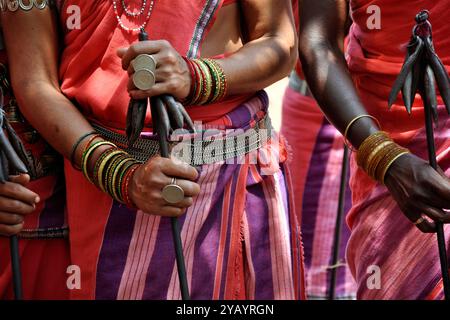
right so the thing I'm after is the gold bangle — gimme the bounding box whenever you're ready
[82,141,116,183]
[370,144,399,180]
[356,131,391,167]
[356,133,391,168]
[380,151,410,184]
[344,115,381,151]
[97,150,125,193]
[363,141,395,173]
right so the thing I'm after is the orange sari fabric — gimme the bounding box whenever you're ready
[59,0,253,129]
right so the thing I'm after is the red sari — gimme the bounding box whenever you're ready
[58,0,305,300]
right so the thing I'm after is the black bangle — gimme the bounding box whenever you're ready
[70,131,97,170]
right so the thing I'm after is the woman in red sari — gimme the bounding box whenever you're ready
[1,0,304,300]
[0,21,69,299]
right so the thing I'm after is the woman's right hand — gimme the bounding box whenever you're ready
[0,174,40,236]
[129,157,200,217]
[384,153,450,233]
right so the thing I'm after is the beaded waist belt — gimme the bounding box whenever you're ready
[92,115,273,165]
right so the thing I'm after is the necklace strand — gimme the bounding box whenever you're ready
[121,0,147,17]
[113,0,155,33]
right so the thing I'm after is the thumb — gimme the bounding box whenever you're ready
[9,174,30,186]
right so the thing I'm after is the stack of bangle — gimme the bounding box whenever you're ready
[80,139,141,207]
[183,57,227,106]
[356,131,410,184]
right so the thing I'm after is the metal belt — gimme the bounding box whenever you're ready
[92,115,273,165]
[19,227,69,240]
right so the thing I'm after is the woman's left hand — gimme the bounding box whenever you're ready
[117,40,191,101]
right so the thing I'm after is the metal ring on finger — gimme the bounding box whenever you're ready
[132,54,157,72]
[414,217,426,225]
[162,177,185,204]
[133,68,156,90]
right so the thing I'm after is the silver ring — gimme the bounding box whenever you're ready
[162,178,185,204]
[414,217,425,225]
[132,54,157,72]
[133,68,156,91]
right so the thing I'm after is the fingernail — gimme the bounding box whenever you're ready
[35,196,40,204]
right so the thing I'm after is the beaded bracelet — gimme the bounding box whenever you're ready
[70,131,98,170]
[81,141,116,184]
[182,57,228,106]
[80,140,141,206]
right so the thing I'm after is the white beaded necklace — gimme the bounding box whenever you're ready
[113,0,155,33]
[121,0,146,17]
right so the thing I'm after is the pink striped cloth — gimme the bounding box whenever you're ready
[282,84,356,299]
[347,108,450,299]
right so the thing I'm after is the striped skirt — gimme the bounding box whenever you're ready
[281,84,356,299]
[66,92,306,300]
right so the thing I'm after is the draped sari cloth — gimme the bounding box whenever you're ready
[58,0,305,299]
[282,73,356,299]
[346,0,450,299]
[0,47,69,299]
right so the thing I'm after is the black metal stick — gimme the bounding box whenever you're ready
[328,145,349,300]
[423,97,450,300]
[131,29,190,300]
[1,99,24,300]
[150,97,190,300]
[9,235,22,299]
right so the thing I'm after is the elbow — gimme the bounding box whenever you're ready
[272,34,298,80]
[12,77,59,109]
[286,37,299,75]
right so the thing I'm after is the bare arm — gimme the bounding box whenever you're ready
[121,0,298,100]
[299,0,450,232]
[1,9,200,217]
[299,0,376,148]
[1,9,94,164]
[219,0,298,94]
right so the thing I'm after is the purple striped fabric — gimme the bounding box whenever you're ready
[89,93,305,300]
[38,173,67,230]
[282,86,356,300]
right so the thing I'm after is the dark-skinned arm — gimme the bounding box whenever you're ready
[299,0,450,232]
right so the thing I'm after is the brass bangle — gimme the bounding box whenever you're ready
[356,131,391,167]
[378,149,410,184]
[344,115,381,151]
[369,143,398,180]
[357,133,390,168]
[363,141,395,173]
[82,141,116,183]
[97,150,126,193]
